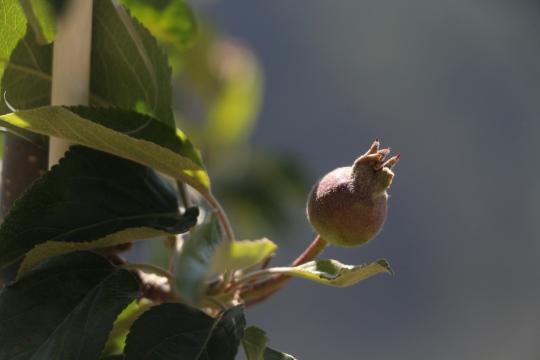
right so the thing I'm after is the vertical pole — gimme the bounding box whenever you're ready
[49,0,93,167]
[1,0,93,285]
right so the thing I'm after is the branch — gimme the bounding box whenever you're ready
[1,135,47,218]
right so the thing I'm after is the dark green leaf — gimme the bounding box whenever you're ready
[0,146,199,270]
[175,213,222,306]
[0,4,48,146]
[0,106,210,193]
[0,251,140,360]
[92,0,174,126]
[207,306,246,360]
[124,303,245,360]
[0,26,52,117]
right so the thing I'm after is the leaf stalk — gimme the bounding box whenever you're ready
[239,235,328,306]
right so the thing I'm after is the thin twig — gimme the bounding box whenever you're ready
[177,182,192,210]
[167,182,192,272]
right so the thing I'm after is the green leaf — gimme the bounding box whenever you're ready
[0,106,210,193]
[242,326,268,360]
[0,145,199,271]
[1,0,176,127]
[92,0,175,126]
[19,0,66,44]
[175,213,222,306]
[0,25,51,146]
[19,227,172,278]
[124,303,245,360]
[272,259,393,287]
[103,300,153,356]
[211,238,277,273]
[119,0,196,74]
[0,251,140,360]
[0,0,27,82]
[242,326,297,360]
[0,26,51,117]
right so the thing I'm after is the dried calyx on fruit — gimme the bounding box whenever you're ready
[307,140,399,247]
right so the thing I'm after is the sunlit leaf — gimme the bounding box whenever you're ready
[19,227,171,277]
[0,146,199,271]
[269,259,393,288]
[102,300,153,356]
[0,251,140,360]
[212,238,277,273]
[119,0,196,74]
[0,0,27,82]
[19,0,67,44]
[124,303,245,360]
[0,106,210,194]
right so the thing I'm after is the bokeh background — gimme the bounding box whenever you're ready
[189,0,540,359]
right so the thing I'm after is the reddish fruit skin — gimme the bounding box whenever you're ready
[306,141,398,247]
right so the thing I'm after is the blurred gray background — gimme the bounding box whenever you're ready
[194,1,540,359]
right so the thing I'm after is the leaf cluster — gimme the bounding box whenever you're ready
[0,0,393,358]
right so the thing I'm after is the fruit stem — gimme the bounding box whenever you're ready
[177,181,193,210]
[239,235,328,305]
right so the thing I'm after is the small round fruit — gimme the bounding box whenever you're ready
[306,140,399,247]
